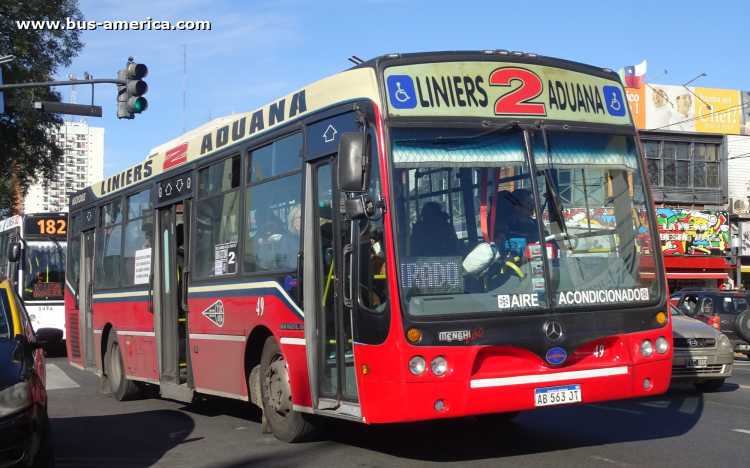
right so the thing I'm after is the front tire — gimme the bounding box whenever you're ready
[106,332,143,401]
[694,379,725,392]
[260,336,323,442]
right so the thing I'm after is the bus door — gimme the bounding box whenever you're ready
[81,218,97,371]
[305,157,359,415]
[154,172,195,400]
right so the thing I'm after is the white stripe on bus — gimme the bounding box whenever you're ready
[189,333,246,342]
[280,337,305,345]
[470,366,629,388]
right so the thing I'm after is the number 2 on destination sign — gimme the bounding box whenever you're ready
[490,67,546,116]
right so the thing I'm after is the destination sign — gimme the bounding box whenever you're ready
[24,216,67,237]
[384,62,630,125]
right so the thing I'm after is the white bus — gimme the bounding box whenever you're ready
[0,213,67,339]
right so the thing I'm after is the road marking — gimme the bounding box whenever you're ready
[588,404,646,415]
[733,429,750,434]
[46,363,80,390]
[740,385,750,389]
[589,456,629,466]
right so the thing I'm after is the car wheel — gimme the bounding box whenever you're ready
[106,333,143,401]
[475,411,521,424]
[693,379,725,392]
[260,336,323,442]
[734,310,750,343]
[31,414,54,468]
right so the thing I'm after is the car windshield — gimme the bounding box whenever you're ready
[0,289,13,342]
[21,241,66,301]
[391,127,660,317]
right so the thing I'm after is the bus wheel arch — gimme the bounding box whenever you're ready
[245,325,273,409]
[100,323,114,376]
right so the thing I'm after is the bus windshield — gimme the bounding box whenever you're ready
[21,241,66,301]
[391,127,659,317]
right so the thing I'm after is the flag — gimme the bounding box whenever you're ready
[617,60,647,89]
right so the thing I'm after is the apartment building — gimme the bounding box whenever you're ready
[22,121,104,213]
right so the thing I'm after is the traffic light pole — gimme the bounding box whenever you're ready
[0,78,126,91]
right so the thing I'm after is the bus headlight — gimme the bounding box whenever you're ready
[655,337,669,354]
[640,340,653,357]
[409,356,426,375]
[431,356,448,376]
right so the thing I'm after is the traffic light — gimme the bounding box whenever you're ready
[116,58,148,119]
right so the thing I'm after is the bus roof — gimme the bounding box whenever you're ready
[69,50,624,209]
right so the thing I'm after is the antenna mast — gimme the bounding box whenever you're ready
[182,44,187,134]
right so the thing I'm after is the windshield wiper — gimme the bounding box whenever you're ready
[536,122,569,242]
[396,120,520,144]
[48,236,66,269]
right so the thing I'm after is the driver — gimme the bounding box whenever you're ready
[493,189,540,249]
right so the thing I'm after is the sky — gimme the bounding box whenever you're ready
[50,0,748,179]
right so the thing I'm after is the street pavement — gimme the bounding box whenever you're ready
[45,353,750,467]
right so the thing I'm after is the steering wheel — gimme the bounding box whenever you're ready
[545,232,579,250]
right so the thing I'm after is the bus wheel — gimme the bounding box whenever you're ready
[106,333,143,401]
[475,411,521,424]
[260,336,323,442]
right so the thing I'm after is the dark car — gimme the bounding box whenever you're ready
[0,278,62,467]
[674,289,750,357]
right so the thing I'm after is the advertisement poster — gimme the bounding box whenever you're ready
[656,209,729,256]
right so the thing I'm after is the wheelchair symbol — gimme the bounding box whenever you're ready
[394,82,410,103]
[610,92,621,111]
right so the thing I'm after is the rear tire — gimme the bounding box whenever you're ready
[31,413,54,467]
[475,411,521,424]
[260,336,323,442]
[106,333,143,401]
[734,310,750,343]
[694,379,725,392]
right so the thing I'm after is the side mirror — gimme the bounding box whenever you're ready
[345,195,376,221]
[32,328,64,350]
[337,132,371,193]
[8,242,20,263]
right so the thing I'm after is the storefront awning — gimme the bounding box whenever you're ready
[666,272,728,279]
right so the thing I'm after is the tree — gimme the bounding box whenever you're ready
[0,0,84,218]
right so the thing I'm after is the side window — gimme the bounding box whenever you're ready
[122,188,153,286]
[95,199,123,289]
[357,129,388,312]
[682,294,698,311]
[244,133,303,273]
[195,156,241,278]
[699,297,714,316]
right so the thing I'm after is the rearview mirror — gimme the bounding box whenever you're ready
[337,132,371,193]
[32,328,64,350]
[8,242,20,263]
[345,195,376,221]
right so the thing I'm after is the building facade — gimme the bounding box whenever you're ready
[626,82,750,292]
[22,121,104,214]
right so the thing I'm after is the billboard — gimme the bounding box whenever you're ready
[626,83,749,135]
[656,209,729,256]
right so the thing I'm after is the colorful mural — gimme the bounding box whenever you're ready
[656,209,729,256]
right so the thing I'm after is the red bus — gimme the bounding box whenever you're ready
[65,51,671,442]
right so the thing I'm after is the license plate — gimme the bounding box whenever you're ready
[686,357,707,368]
[737,344,750,351]
[534,384,582,407]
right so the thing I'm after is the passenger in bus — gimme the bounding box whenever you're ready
[142,223,153,249]
[410,201,459,257]
[253,209,286,270]
[277,205,302,269]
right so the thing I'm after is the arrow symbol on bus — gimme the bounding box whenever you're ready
[323,125,337,143]
[165,183,172,195]
[176,179,183,192]
[87,212,91,221]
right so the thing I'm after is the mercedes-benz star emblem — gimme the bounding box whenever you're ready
[688,338,698,348]
[545,321,563,341]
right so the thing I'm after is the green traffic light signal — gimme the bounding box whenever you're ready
[117,59,149,118]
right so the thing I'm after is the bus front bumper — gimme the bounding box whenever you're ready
[359,358,671,424]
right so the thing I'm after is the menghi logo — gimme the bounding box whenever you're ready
[438,330,470,342]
